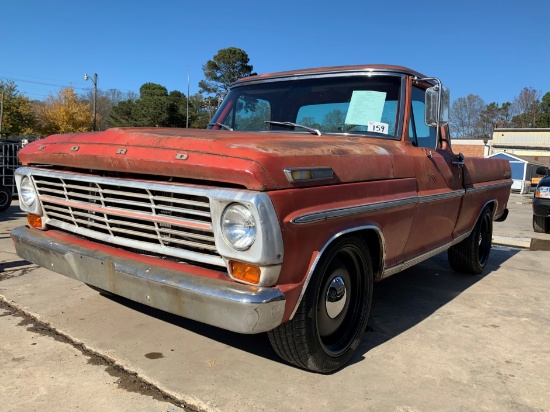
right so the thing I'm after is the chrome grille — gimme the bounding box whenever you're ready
[31,171,224,268]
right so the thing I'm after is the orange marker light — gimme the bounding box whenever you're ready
[230,261,261,284]
[27,214,43,228]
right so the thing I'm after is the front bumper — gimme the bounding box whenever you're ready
[533,197,550,217]
[11,226,285,334]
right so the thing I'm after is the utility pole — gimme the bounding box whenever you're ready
[84,73,98,131]
[186,66,190,128]
[0,91,4,137]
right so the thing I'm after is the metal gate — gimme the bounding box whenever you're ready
[1,140,22,211]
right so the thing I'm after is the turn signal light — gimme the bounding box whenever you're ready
[27,214,42,228]
[230,260,261,284]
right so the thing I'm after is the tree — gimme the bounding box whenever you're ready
[37,87,91,135]
[187,93,217,129]
[0,80,36,136]
[131,83,170,127]
[449,94,486,138]
[81,88,134,131]
[198,47,256,100]
[478,102,514,138]
[108,99,137,127]
[166,90,187,127]
[538,92,550,128]
[511,87,541,128]
[323,110,346,131]
[108,83,188,128]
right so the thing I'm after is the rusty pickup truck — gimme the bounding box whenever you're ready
[12,65,512,373]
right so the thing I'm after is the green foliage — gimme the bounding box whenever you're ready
[109,83,188,128]
[0,80,36,136]
[187,94,218,129]
[235,100,270,131]
[536,92,550,128]
[510,87,541,128]
[109,100,137,127]
[198,47,256,98]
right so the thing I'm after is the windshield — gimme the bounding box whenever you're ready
[208,74,403,138]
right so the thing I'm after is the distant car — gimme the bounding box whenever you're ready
[533,166,550,233]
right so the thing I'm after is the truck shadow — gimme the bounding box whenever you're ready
[349,246,519,368]
[0,202,25,223]
[102,246,519,371]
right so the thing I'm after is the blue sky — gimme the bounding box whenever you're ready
[1,0,549,106]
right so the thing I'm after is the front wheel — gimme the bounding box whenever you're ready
[448,207,493,274]
[0,185,12,212]
[533,215,550,233]
[268,236,373,373]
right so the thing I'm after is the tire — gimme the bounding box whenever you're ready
[533,215,550,233]
[268,236,373,373]
[0,185,12,212]
[448,207,493,274]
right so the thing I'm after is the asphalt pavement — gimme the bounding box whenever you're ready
[1,194,549,411]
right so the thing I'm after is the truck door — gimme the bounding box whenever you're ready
[401,85,465,261]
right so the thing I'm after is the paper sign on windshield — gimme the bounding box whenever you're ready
[345,91,387,126]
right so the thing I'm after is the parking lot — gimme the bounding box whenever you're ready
[1,195,549,411]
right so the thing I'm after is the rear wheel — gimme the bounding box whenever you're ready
[533,215,550,233]
[0,185,12,212]
[268,236,373,373]
[448,207,493,274]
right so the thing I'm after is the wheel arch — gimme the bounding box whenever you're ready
[288,225,385,320]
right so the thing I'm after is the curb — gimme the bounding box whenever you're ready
[493,235,550,251]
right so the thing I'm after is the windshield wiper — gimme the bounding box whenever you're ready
[208,122,233,131]
[264,121,321,136]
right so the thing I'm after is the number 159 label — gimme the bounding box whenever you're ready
[367,122,389,134]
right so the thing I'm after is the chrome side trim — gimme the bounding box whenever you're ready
[12,226,285,334]
[381,198,499,279]
[291,196,418,224]
[465,181,513,194]
[290,183,504,225]
[418,189,465,204]
[289,225,385,320]
[381,231,470,279]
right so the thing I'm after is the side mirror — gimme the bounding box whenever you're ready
[536,166,549,176]
[425,86,450,127]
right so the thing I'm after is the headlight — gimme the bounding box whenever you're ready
[536,187,550,199]
[20,176,37,207]
[221,203,256,251]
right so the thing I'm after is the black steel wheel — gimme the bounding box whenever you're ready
[268,236,373,373]
[448,207,493,274]
[0,185,12,212]
[533,215,550,233]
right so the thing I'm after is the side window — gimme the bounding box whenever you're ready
[410,86,436,148]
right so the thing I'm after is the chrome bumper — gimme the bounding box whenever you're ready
[11,226,285,334]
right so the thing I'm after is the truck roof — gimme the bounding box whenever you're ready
[233,64,428,86]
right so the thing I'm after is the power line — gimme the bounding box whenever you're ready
[0,76,84,91]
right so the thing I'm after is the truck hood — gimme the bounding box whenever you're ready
[19,128,415,191]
